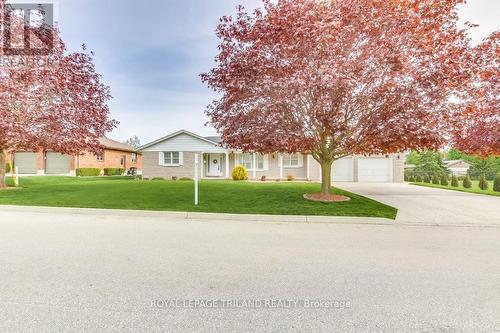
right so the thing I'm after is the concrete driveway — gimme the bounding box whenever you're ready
[335,182,500,226]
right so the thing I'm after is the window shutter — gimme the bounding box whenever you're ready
[264,155,269,170]
[179,152,184,165]
[158,152,164,166]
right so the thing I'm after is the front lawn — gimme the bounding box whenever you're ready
[411,180,500,197]
[0,177,397,219]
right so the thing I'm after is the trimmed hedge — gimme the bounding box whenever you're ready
[463,175,472,189]
[103,168,125,176]
[415,175,422,182]
[432,174,440,184]
[440,174,448,186]
[478,175,488,190]
[232,165,248,181]
[423,175,431,183]
[451,175,459,187]
[494,174,500,192]
[76,168,101,177]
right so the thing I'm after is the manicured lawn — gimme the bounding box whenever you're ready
[0,176,397,219]
[411,180,500,197]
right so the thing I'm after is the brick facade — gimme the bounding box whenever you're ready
[77,149,143,171]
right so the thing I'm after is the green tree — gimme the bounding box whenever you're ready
[413,150,449,177]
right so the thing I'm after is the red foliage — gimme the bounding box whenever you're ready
[0,1,116,186]
[202,0,496,159]
[451,32,500,156]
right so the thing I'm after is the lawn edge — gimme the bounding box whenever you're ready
[0,204,395,225]
[410,182,500,197]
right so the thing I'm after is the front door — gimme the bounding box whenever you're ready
[207,154,223,177]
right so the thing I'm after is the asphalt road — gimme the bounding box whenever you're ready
[0,208,499,332]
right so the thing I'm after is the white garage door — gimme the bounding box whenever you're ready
[331,157,354,182]
[45,153,71,174]
[14,152,37,174]
[358,157,393,182]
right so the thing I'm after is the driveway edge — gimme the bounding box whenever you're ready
[0,205,394,225]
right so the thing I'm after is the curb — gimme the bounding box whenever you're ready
[0,205,395,225]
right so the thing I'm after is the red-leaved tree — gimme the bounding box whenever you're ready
[0,1,116,188]
[202,0,495,195]
[451,31,499,156]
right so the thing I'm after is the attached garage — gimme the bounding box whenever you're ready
[331,157,354,182]
[358,157,393,182]
[14,152,37,174]
[45,152,71,174]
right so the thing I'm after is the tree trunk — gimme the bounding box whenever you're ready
[320,160,332,195]
[0,149,6,189]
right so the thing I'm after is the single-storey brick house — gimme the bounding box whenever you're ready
[11,138,142,175]
[139,130,405,182]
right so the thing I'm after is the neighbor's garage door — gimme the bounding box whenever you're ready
[14,152,37,174]
[331,157,354,182]
[358,157,393,182]
[45,152,71,174]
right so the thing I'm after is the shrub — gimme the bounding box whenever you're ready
[451,175,459,187]
[432,174,440,184]
[463,175,472,189]
[172,176,178,181]
[5,163,11,173]
[423,175,431,183]
[232,165,248,181]
[287,175,294,181]
[415,175,422,182]
[478,175,488,190]
[409,176,415,182]
[103,168,125,176]
[440,174,448,186]
[76,168,101,177]
[179,177,193,181]
[152,177,165,181]
[404,174,409,181]
[260,175,266,182]
[493,174,500,192]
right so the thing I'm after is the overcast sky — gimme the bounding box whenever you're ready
[57,0,499,145]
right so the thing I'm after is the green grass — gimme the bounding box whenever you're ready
[0,176,397,219]
[411,180,500,197]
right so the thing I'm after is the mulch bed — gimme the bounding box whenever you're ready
[303,193,351,203]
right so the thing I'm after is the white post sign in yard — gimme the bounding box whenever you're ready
[194,154,199,205]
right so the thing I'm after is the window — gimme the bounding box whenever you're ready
[238,153,265,171]
[240,153,253,170]
[131,153,137,162]
[96,153,104,162]
[282,153,302,168]
[161,152,182,166]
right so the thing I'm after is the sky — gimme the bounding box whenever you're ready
[56,0,499,145]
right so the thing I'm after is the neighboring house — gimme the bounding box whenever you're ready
[139,130,405,182]
[444,160,471,176]
[11,138,142,176]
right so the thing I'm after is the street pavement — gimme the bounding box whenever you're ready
[0,206,499,332]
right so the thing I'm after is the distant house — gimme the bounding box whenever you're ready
[139,130,405,182]
[444,160,471,176]
[11,138,142,175]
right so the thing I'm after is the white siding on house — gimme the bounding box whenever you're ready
[142,133,227,153]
